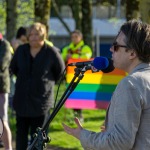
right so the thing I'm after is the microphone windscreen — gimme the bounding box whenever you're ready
[93,57,109,70]
[101,58,115,73]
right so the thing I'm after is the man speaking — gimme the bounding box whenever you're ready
[63,19,150,150]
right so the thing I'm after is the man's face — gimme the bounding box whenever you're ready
[110,31,132,72]
[71,33,82,45]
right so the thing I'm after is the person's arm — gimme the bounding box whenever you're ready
[52,48,65,82]
[80,78,142,150]
[63,77,142,150]
[61,45,69,62]
[0,40,12,71]
[80,45,92,59]
[9,48,19,76]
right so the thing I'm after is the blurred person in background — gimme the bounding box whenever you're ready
[0,33,12,150]
[10,22,65,150]
[11,26,28,51]
[10,27,28,111]
[62,30,92,122]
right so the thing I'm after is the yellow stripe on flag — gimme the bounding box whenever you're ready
[66,73,124,84]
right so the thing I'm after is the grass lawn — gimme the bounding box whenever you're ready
[9,83,107,149]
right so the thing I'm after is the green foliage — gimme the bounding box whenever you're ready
[0,1,6,34]
[17,0,35,28]
[0,0,34,34]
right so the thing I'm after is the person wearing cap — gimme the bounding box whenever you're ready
[0,33,13,150]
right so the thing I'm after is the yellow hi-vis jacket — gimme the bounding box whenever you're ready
[61,40,92,62]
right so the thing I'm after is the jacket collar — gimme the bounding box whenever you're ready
[69,40,84,50]
[129,63,150,75]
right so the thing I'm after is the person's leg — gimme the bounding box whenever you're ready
[16,115,30,150]
[0,93,12,150]
[29,112,49,146]
[73,109,83,122]
[1,121,12,150]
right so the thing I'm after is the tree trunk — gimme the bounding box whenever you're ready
[52,0,71,34]
[34,0,51,35]
[81,0,93,50]
[6,0,17,42]
[139,0,150,23]
[69,0,82,31]
[126,0,140,21]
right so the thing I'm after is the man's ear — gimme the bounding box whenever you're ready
[130,49,137,59]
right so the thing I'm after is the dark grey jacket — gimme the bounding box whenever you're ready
[10,43,65,117]
[0,39,12,93]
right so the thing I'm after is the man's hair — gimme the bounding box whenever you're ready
[71,29,83,38]
[120,19,150,63]
[16,27,27,39]
[27,22,47,40]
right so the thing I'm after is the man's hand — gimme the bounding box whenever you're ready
[62,117,83,140]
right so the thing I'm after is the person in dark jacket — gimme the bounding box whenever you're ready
[10,22,65,150]
[0,33,13,150]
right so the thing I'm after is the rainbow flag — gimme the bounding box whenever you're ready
[65,58,126,109]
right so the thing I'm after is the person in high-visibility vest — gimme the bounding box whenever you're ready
[62,29,92,64]
[62,30,93,122]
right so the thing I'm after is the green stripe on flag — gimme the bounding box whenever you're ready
[66,83,116,92]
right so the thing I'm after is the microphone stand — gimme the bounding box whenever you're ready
[27,66,87,150]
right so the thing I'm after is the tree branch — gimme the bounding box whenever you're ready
[52,0,71,34]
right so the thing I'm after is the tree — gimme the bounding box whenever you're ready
[0,0,6,35]
[126,0,140,21]
[69,0,82,31]
[52,0,71,34]
[69,0,93,49]
[139,0,150,23]
[34,0,51,35]
[6,0,18,42]
[5,0,34,41]
[82,0,93,49]
[17,0,34,28]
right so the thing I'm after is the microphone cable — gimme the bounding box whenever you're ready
[53,65,68,109]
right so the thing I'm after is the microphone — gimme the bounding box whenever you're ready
[68,56,115,73]
[101,58,115,73]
